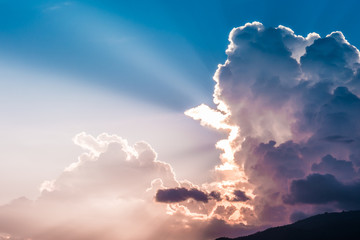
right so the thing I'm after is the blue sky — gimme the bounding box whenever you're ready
[2,0,360,109]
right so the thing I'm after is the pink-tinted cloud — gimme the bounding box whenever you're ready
[0,132,261,240]
[0,133,195,239]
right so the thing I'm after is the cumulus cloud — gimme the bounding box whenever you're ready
[187,21,360,227]
[0,132,262,240]
[0,133,231,240]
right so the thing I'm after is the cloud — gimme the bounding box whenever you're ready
[229,190,250,202]
[209,191,223,201]
[187,21,360,226]
[40,132,179,201]
[301,31,360,85]
[0,132,261,240]
[0,133,202,240]
[155,187,223,203]
[155,187,210,203]
[311,155,356,181]
[284,173,360,210]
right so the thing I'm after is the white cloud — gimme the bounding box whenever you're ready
[0,132,254,240]
[187,21,360,225]
[0,133,179,239]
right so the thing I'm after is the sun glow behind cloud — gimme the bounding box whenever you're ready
[185,67,254,225]
[185,104,240,164]
[2,19,360,240]
[166,20,360,230]
[0,57,220,204]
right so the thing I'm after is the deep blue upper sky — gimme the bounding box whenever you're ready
[1,0,359,110]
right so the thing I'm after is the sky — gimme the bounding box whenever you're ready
[1,0,360,239]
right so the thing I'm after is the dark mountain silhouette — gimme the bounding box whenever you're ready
[217,210,360,240]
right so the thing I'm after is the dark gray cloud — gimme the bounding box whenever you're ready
[155,187,209,203]
[284,174,360,210]
[231,190,250,202]
[155,188,223,203]
[209,191,222,201]
[311,155,356,181]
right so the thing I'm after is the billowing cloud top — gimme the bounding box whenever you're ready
[187,21,360,227]
[1,22,360,240]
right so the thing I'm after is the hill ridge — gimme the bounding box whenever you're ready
[216,210,360,240]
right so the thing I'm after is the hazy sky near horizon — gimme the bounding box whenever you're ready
[1,1,360,239]
[2,0,360,202]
